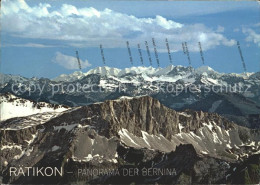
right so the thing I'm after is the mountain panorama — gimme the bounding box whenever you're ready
[1,65,260,184]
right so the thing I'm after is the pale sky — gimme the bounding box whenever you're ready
[1,0,260,78]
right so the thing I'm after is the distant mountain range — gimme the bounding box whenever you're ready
[1,65,260,183]
[1,65,260,128]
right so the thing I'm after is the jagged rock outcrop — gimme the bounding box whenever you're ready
[0,96,260,184]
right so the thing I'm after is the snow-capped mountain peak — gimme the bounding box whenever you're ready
[52,65,178,82]
[52,71,85,82]
[86,66,121,77]
[0,73,29,84]
[118,66,157,76]
[52,65,257,86]
[154,64,174,76]
[195,65,217,75]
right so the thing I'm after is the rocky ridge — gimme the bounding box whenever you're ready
[0,96,260,184]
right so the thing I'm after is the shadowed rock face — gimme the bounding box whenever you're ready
[0,96,260,184]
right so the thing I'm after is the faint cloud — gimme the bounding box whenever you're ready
[254,22,260,27]
[242,27,260,47]
[216,26,225,33]
[233,28,240,32]
[3,43,58,48]
[52,52,91,70]
[2,0,236,52]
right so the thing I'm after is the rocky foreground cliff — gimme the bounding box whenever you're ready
[0,96,260,184]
